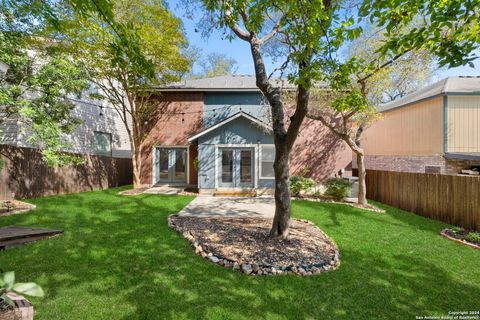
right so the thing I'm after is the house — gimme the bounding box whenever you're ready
[0,78,133,199]
[0,88,132,159]
[360,76,480,174]
[139,75,353,193]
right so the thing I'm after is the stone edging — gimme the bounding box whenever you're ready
[0,201,36,216]
[440,229,480,250]
[168,214,341,276]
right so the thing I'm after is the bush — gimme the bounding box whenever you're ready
[465,232,480,244]
[290,176,316,197]
[324,178,353,201]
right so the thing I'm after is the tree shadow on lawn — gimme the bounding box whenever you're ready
[1,191,478,319]
[293,199,448,235]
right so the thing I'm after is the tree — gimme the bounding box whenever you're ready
[195,0,478,218]
[194,0,339,238]
[198,52,238,77]
[306,0,479,206]
[0,2,88,166]
[348,27,437,105]
[59,0,191,188]
[307,26,436,205]
[361,0,480,69]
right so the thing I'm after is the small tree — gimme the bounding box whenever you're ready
[307,0,478,205]
[307,26,436,205]
[60,0,191,188]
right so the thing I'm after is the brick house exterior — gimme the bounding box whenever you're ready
[138,75,352,192]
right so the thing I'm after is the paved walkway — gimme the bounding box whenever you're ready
[178,196,275,218]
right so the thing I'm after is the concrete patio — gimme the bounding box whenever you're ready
[178,196,275,218]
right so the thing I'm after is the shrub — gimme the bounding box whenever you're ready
[465,232,480,244]
[290,176,316,197]
[324,178,353,201]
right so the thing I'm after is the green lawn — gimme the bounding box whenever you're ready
[0,187,478,319]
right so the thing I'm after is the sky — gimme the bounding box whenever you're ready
[168,0,480,81]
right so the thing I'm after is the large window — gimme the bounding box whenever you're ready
[260,145,275,178]
[94,131,112,156]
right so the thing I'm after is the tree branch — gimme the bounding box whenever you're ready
[230,23,251,41]
[358,48,413,84]
[258,17,283,44]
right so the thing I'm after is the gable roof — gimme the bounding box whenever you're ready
[154,74,328,92]
[379,76,480,112]
[188,111,272,142]
[156,75,295,92]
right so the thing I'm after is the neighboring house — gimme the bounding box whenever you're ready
[0,80,133,199]
[139,75,353,193]
[0,91,132,159]
[361,76,480,174]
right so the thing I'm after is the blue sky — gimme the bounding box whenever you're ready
[168,0,479,81]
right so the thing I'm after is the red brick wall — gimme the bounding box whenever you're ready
[357,154,480,175]
[290,117,353,182]
[139,92,203,185]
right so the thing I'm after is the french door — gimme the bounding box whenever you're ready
[156,147,187,184]
[219,148,254,188]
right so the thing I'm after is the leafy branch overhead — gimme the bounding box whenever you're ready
[0,15,88,166]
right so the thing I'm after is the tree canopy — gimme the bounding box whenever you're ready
[0,2,88,166]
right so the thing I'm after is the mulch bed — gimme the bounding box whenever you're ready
[0,200,36,216]
[441,228,480,250]
[168,215,340,276]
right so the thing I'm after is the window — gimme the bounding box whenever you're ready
[94,131,112,156]
[260,145,275,178]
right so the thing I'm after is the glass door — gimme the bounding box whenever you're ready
[238,149,253,187]
[156,148,187,184]
[220,149,235,187]
[219,148,254,188]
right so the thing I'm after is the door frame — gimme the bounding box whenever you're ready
[214,144,258,189]
[152,145,190,185]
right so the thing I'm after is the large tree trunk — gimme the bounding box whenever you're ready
[270,142,291,238]
[131,142,142,189]
[247,39,310,239]
[356,151,367,205]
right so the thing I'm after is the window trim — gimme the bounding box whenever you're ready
[93,131,112,157]
[259,144,275,180]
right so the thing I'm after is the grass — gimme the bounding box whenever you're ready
[0,186,479,319]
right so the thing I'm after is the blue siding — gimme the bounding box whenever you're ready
[204,92,271,128]
[197,116,274,189]
[199,116,273,145]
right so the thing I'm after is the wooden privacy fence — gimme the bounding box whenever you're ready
[366,170,480,230]
[0,145,133,200]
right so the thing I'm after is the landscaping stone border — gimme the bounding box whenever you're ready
[0,200,36,217]
[168,215,341,276]
[440,229,480,250]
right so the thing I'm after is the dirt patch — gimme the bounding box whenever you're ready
[0,200,35,216]
[169,215,340,275]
